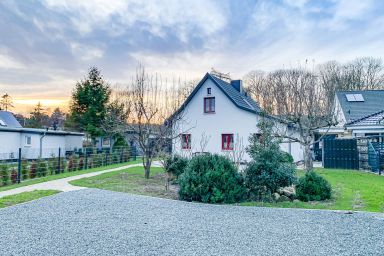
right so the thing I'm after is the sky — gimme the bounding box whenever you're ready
[1,0,384,114]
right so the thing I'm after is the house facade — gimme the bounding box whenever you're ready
[171,73,304,163]
[0,111,84,160]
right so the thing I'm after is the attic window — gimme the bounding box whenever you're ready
[207,88,211,95]
[0,119,5,126]
[346,94,364,102]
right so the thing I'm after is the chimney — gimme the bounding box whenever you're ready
[231,80,243,93]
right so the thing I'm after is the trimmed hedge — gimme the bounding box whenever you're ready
[178,154,246,204]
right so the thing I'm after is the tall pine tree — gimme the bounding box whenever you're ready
[67,67,111,141]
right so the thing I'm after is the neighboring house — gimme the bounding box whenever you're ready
[170,73,304,163]
[0,111,84,160]
[318,90,384,139]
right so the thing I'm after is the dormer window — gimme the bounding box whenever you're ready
[204,97,215,113]
[207,88,211,95]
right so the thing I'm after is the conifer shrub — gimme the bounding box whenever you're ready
[179,154,246,203]
[0,164,9,186]
[10,168,18,184]
[296,171,332,201]
[37,160,48,177]
[29,161,37,179]
[163,155,188,179]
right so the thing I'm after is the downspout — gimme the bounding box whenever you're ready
[39,128,48,159]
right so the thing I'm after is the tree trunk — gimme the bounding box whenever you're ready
[144,157,151,179]
[304,144,313,171]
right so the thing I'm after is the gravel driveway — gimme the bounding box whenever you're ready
[0,189,383,256]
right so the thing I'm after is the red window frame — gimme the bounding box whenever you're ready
[204,97,215,113]
[181,134,191,149]
[222,134,234,150]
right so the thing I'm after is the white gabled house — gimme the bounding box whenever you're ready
[171,73,304,163]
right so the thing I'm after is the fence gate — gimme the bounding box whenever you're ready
[323,139,359,169]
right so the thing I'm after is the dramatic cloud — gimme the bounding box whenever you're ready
[0,0,384,113]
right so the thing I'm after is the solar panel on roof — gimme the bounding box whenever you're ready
[353,94,364,102]
[346,94,355,102]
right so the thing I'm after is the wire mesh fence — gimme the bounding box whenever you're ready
[0,146,136,188]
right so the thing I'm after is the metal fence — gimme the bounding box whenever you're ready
[0,146,136,188]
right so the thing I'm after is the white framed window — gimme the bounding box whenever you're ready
[25,135,32,146]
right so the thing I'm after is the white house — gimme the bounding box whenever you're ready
[0,111,84,160]
[318,90,384,139]
[171,73,304,162]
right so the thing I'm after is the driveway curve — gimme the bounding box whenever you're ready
[0,189,383,256]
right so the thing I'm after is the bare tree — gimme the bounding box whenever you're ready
[229,134,246,169]
[261,69,337,171]
[121,66,189,179]
[0,93,14,111]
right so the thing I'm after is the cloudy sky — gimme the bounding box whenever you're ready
[1,0,384,114]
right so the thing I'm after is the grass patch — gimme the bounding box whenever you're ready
[241,168,384,212]
[0,159,142,192]
[0,190,60,208]
[69,166,178,199]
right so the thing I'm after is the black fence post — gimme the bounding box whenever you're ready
[57,147,61,174]
[17,148,22,183]
[134,146,137,161]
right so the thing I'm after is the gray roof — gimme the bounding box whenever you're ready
[0,126,84,136]
[171,73,260,119]
[347,110,384,126]
[336,90,384,123]
[0,111,22,128]
[209,75,261,112]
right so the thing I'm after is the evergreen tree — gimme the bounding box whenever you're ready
[67,67,111,141]
[0,93,14,111]
[27,102,49,128]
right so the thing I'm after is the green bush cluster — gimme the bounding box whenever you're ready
[296,171,332,201]
[178,154,246,204]
[0,164,9,186]
[163,155,188,179]
[244,119,297,201]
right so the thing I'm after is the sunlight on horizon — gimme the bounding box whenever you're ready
[12,98,69,115]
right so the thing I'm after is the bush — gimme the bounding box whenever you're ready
[10,168,18,184]
[78,157,85,170]
[21,160,28,180]
[245,118,296,201]
[163,155,188,179]
[296,171,332,201]
[178,154,246,203]
[0,164,9,186]
[37,160,48,177]
[67,155,78,172]
[29,161,37,179]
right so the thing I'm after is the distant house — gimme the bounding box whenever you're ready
[0,111,84,160]
[318,90,384,139]
[170,73,304,163]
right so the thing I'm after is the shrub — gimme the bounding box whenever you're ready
[21,160,28,180]
[163,155,188,179]
[0,164,9,186]
[11,168,18,184]
[67,155,77,172]
[37,160,48,177]
[296,171,332,201]
[78,157,85,170]
[29,161,37,179]
[179,154,246,203]
[245,117,297,201]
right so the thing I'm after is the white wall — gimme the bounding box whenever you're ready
[172,78,304,162]
[0,130,84,160]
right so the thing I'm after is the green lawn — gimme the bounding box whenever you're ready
[0,190,60,208]
[69,166,178,199]
[0,159,142,192]
[241,168,384,212]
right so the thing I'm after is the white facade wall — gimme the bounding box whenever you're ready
[0,130,84,160]
[173,79,304,162]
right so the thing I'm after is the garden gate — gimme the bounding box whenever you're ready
[323,138,359,169]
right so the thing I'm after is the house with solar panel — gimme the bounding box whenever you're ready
[0,110,84,160]
[170,72,304,163]
[318,91,384,139]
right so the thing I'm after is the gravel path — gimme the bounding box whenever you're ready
[0,189,383,256]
